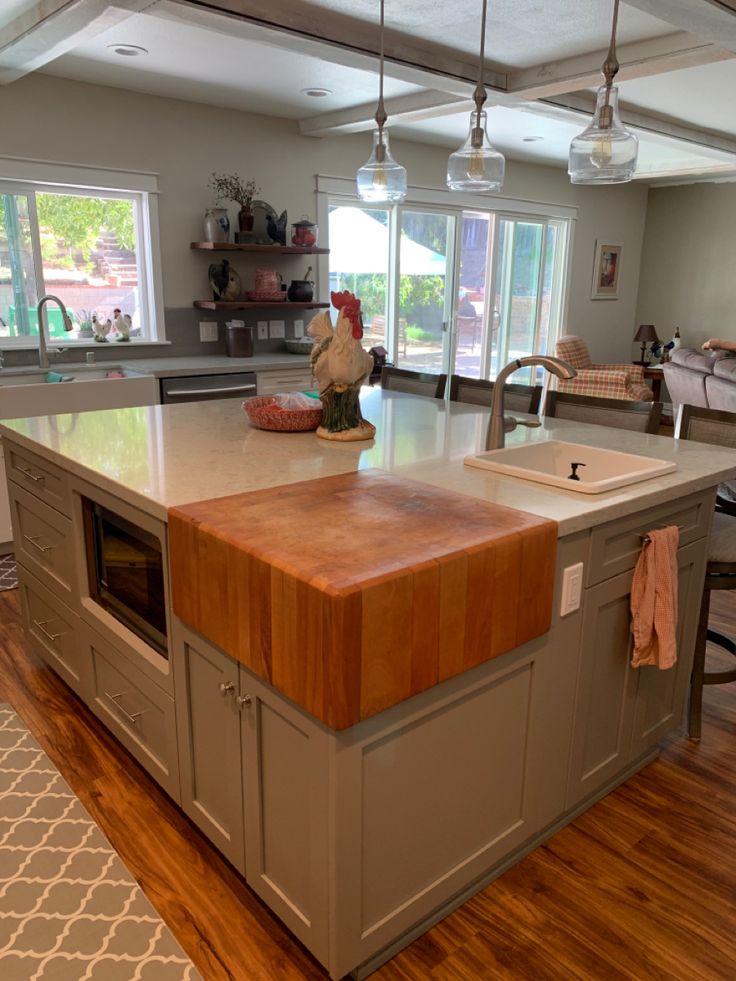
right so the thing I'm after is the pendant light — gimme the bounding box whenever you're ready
[568,0,638,184]
[356,0,407,203]
[446,0,505,192]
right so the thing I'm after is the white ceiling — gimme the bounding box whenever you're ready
[3,0,736,183]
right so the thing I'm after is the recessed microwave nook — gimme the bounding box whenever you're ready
[82,496,168,659]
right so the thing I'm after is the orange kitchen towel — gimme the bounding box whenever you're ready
[630,526,679,670]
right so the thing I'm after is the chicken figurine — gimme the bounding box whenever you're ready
[307,290,376,441]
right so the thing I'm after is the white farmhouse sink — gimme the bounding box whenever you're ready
[465,440,676,494]
[0,366,158,419]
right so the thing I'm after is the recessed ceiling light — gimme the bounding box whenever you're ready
[301,87,332,98]
[522,136,544,143]
[107,44,148,57]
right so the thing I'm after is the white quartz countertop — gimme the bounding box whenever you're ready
[0,353,309,379]
[2,388,734,535]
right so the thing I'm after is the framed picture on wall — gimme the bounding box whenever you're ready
[591,241,622,299]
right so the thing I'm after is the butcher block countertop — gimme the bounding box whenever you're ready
[169,469,557,729]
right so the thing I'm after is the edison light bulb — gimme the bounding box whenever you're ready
[591,134,613,169]
[467,149,486,181]
[373,163,387,190]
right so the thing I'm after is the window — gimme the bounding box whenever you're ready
[0,168,162,346]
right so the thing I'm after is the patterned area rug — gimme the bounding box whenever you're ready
[0,556,18,592]
[0,704,201,980]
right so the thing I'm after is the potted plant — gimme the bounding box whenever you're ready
[74,309,95,338]
[208,172,260,233]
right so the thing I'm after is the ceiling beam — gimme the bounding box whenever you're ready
[624,0,736,53]
[0,0,153,83]
[509,30,734,99]
[543,91,736,156]
[299,90,470,137]
[161,0,507,94]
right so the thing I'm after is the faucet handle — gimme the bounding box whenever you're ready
[517,419,542,429]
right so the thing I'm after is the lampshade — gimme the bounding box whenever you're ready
[634,324,658,343]
[357,0,407,204]
[447,0,505,193]
[568,0,638,185]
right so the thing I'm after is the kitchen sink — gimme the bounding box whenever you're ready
[0,365,158,418]
[465,440,677,494]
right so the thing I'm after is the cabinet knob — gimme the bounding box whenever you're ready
[219,681,235,695]
[237,694,252,709]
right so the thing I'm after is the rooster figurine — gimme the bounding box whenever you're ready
[307,290,376,441]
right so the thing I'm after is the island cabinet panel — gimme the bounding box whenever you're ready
[172,620,246,872]
[9,483,77,604]
[567,538,708,810]
[18,564,91,700]
[82,621,181,802]
[5,441,71,516]
[168,469,558,730]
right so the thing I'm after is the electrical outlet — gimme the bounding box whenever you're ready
[293,319,304,338]
[199,320,218,342]
[257,321,268,341]
[560,562,584,617]
[269,319,286,339]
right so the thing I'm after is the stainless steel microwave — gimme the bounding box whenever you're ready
[83,498,167,657]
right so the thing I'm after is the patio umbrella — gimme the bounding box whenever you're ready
[328,207,446,275]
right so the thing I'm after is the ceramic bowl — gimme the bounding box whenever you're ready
[243,396,322,432]
[284,337,313,354]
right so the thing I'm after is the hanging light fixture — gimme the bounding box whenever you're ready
[568,0,638,184]
[356,0,407,203]
[446,0,505,192]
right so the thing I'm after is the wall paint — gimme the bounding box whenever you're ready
[2,73,649,362]
[637,182,736,351]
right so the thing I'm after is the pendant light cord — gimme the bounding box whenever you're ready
[473,0,489,124]
[375,0,387,133]
[602,0,620,89]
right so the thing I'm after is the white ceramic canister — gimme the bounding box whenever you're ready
[204,208,230,243]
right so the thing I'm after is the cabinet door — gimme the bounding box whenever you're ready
[630,540,707,755]
[256,368,313,395]
[0,442,13,545]
[173,622,245,873]
[240,668,330,964]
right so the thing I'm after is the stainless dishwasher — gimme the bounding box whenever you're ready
[160,372,257,403]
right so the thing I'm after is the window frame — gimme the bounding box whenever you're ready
[0,158,164,349]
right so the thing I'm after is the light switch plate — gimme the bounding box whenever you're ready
[269,319,286,339]
[199,320,218,342]
[560,562,584,617]
[257,321,268,340]
[293,319,304,338]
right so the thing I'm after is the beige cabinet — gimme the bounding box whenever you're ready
[0,443,12,545]
[256,366,313,395]
[566,493,712,811]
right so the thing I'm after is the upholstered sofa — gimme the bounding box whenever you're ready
[662,348,736,412]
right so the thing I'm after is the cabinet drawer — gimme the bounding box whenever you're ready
[257,368,313,395]
[86,624,180,801]
[19,565,90,698]
[10,483,76,601]
[586,489,713,586]
[5,441,71,516]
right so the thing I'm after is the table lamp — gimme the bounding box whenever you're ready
[634,324,658,364]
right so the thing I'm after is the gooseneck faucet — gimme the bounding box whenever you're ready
[36,295,73,370]
[486,355,577,450]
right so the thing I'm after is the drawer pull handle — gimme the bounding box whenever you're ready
[17,465,45,483]
[640,524,684,544]
[33,618,63,642]
[219,681,235,695]
[104,690,142,725]
[237,693,252,709]
[24,534,55,554]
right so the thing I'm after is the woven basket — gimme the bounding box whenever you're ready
[243,396,322,432]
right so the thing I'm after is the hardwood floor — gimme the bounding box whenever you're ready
[1,589,734,980]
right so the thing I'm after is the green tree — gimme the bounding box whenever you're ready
[36,193,135,260]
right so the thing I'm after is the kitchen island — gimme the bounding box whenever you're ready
[2,389,735,979]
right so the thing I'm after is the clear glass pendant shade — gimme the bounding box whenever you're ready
[568,85,638,185]
[447,111,505,192]
[356,129,407,203]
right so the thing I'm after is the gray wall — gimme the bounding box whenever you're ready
[1,73,650,364]
[637,181,736,352]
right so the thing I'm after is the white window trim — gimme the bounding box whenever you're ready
[0,156,165,347]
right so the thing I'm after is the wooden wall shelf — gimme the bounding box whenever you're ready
[191,242,329,255]
[193,300,330,310]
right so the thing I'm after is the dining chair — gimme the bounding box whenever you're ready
[380,367,447,398]
[449,375,542,414]
[675,403,736,738]
[544,391,662,434]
